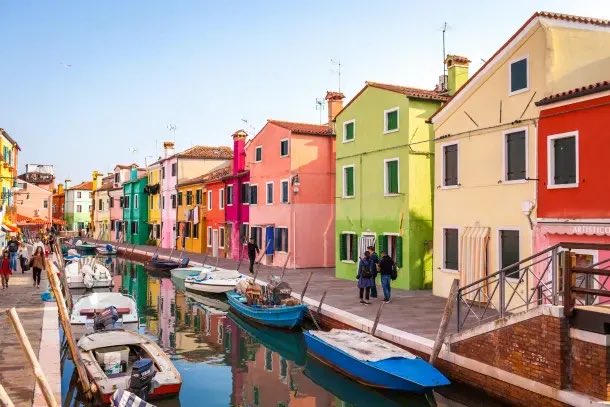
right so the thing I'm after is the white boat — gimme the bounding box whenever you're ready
[171,266,210,292]
[78,330,182,404]
[65,261,113,289]
[70,292,139,339]
[184,267,248,294]
[97,244,117,256]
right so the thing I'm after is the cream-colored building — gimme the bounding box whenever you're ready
[431,12,610,298]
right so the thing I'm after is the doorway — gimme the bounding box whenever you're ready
[212,229,219,257]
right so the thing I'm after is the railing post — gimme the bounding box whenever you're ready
[499,270,506,318]
[563,251,574,317]
[551,247,558,305]
[456,289,461,332]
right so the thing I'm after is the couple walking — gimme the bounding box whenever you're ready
[357,245,396,304]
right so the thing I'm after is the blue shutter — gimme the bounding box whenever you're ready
[265,226,275,254]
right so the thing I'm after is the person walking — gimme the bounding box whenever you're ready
[6,235,19,273]
[368,245,379,298]
[18,243,28,273]
[379,250,396,303]
[247,238,260,274]
[1,250,12,289]
[30,246,45,288]
[357,251,375,305]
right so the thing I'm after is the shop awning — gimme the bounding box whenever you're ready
[1,223,20,233]
[459,226,491,302]
[52,218,67,226]
[15,213,51,226]
[538,223,610,237]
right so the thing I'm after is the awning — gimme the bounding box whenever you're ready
[15,213,51,226]
[52,218,67,226]
[538,223,610,237]
[1,224,19,233]
[459,226,490,302]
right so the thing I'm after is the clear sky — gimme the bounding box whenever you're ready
[1,0,609,184]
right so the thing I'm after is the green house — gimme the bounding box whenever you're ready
[335,81,449,290]
[122,169,149,245]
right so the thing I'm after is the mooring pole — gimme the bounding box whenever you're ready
[429,278,459,365]
[280,253,291,280]
[371,302,385,336]
[0,383,14,407]
[316,289,328,314]
[300,271,314,302]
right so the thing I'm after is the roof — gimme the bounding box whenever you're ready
[114,163,139,170]
[536,80,610,106]
[15,213,50,226]
[177,163,233,187]
[366,81,450,102]
[445,55,471,65]
[267,120,333,136]
[67,181,93,191]
[176,145,233,160]
[429,11,610,124]
[0,129,20,151]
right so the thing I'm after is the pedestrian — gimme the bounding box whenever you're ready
[33,237,45,256]
[6,234,19,273]
[247,238,260,274]
[18,242,29,273]
[30,246,45,288]
[379,250,396,303]
[0,250,11,289]
[357,250,375,305]
[368,245,379,298]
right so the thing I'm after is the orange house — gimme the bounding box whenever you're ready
[203,164,231,258]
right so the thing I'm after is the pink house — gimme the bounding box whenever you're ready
[225,130,250,261]
[109,164,144,241]
[247,119,336,269]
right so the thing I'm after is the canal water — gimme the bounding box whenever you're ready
[61,257,505,407]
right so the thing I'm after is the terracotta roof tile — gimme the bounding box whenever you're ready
[445,55,471,65]
[267,120,333,136]
[176,145,233,159]
[536,11,609,26]
[536,81,610,106]
[366,81,451,102]
[67,181,93,191]
[177,163,233,187]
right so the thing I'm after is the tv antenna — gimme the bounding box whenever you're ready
[330,58,341,92]
[439,22,452,77]
[166,123,177,140]
[315,98,325,124]
[240,119,256,136]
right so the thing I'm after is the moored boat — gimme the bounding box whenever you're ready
[97,244,117,256]
[144,254,189,273]
[303,329,450,393]
[184,291,230,312]
[185,268,248,294]
[75,240,98,254]
[70,292,139,339]
[170,267,202,292]
[65,261,113,289]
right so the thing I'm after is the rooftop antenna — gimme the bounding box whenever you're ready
[315,98,325,124]
[330,58,341,92]
[439,22,452,77]
[240,119,256,136]
[166,123,177,141]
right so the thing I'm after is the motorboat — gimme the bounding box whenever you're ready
[185,291,230,312]
[70,292,139,339]
[144,254,189,273]
[78,330,182,404]
[170,267,203,292]
[111,389,156,407]
[303,329,450,393]
[64,248,83,262]
[184,267,248,294]
[97,244,117,256]
[65,260,113,289]
[75,240,98,254]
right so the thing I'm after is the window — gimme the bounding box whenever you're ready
[280,180,289,203]
[265,349,273,371]
[97,199,102,211]
[509,57,528,94]
[343,166,354,198]
[250,185,258,205]
[226,185,233,205]
[192,224,199,239]
[253,386,260,406]
[339,233,357,262]
[111,221,115,231]
[207,191,212,210]
[43,200,49,209]
[505,130,527,181]
[76,205,82,213]
[378,234,403,267]
[280,139,289,157]
[132,221,139,235]
[250,226,262,248]
[207,227,212,247]
[114,173,120,183]
[500,230,520,278]
[196,189,202,205]
[219,188,225,209]
[110,197,114,208]
[384,107,399,133]
[162,196,165,209]
[171,163,177,176]
[119,196,124,208]
[124,196,130,209]
[186,191,192,206]
[548,132,578,188]
[442,143,458,187]
[77,191,82,199]
[177,192,182,206]
[384,159,399,195]
[240,223,250,243]
[343,120,355,142]
[241,183,250,204]
[280,358,287,378]
[155,224,161,238]
[266,182,273,204]
[274,227,288,252]
[184,222,191,238]
[255,146,262,162]
[219,227,225,248]
[134,195,139,209]
[161,167,165,179]
[443,228,459,271]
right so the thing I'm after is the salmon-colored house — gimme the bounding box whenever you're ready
[247,103,338,268]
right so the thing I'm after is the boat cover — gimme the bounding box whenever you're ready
[78,330,145,351]
[111,389,156,407]
[308,329,416,362]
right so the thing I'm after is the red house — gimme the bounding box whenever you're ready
[203,164,231,258]
[534,81,610,267]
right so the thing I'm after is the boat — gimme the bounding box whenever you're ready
[70,292,139,339]
[144,254,189,273]
[111,389,156,407]
[170,267,202,292]
[65,261,113,289]
[78,330,182,404]
[75,240,98,255]
[184,267,248,294]
[97,244,118,256]
[303,329,450,393]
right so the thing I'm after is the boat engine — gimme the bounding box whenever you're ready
[268,277,292,305]
[128,358,157,400]
[93,306,119,331]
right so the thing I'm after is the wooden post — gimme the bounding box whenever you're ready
[45,261,92,398]
[280,253,291,280]
[429,278,459,365]
[54,260,73,312]
[5,308,58,407]
[300,271,314,302]
[214,256,220,271]
[236,243,245,271]
[563,251,576,317]
[202,254,208,267]
[252,239,271,281]
[371,302,385,336]
[0,383,14,407]
[168,248,174,260]
[316,289,328,314]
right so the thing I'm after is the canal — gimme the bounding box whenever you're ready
[61,257,505,407]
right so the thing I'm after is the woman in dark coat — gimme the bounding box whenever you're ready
[357,251,375,305]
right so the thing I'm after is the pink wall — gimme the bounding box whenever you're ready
[17,182,52,220]
[161,157,178,249]
[159,278,176,348]
[109,188,123,241]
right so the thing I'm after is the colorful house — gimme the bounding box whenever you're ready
[109,164,142,241]
[335,80,451,290]
[430,12,610,298]
[146,162,162,244]
[176,175,206,253]
[202,164,231,258]
[92,172,113,240]
[225,130,250,261]
[534,81,610,267]
[0,129,20,242]
[122,168,149,245]
[64,181,93,232]
[247,99,338,269]
[52,183,66,228]
[157,142,233,249]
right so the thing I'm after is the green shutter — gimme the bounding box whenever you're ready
[386,110,398,131]
[351,235,358,262]
[345,122,354,140]
[345,167,354,197]
[339,234,346,260]
[396,236,403,268]
[379,235,388,256]
[386,160,398,194]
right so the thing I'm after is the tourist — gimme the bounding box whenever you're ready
[18,242,28,273]
[368,245,379,298]
[30,246,45,288]
[357,250,374,305]
[6,234,19,273]
[247,238,260,274]
[0,250,11,289]
[379,250,396,303]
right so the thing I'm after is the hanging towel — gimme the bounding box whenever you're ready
[193,206,199,225]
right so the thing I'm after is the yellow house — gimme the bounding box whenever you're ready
[0,129,20,233]
[430,12,610,298]
[146,162,162,243]
[176,176,206,254]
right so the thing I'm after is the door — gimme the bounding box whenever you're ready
[212,229,219,257]
[357,234,376,271]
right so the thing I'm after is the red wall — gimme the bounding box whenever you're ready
[538,94,610,218]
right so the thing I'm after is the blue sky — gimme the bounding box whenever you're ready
[1,1,609,183]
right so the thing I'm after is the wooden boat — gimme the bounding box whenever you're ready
[70,292,139,339]
[144,254,189,273]
[78,330,182,404]
[65,261,113,289]
[225,291,307,329]
[97,244,117,256]
[185,268,248,294]
[75,240,98,254]
[170,267,202,292]
[303,329,450,393]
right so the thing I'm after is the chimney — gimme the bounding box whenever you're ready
[57,183,64,194]
[232,130,247,174]
[163,141,175,158]
[64,179,72,189]
[445,55,470,96]
[92,170,102,191]
[325,91,345,124]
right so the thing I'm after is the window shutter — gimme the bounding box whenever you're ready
[396,236,403,268]
[351,235,358,262]
[387,161,398,193]
[339,234,346,261]
[379,235,388,256]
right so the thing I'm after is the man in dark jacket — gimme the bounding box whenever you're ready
[247,238,260,273]
[368,245,379,298]
[379,251,395,303]
[6,236,19,273]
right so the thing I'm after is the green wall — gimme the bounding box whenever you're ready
[123,176,150,245]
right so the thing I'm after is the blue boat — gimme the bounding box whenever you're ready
[225,291,307,329]
[303,329,450,393]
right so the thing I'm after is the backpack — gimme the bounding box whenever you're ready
[360,262,372,279]
[391,263,398,280]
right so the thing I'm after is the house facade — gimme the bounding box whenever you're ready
[64,181,93,232]
[0,129,20,242]
[225,130,250,261]
[176,176,206,254]
[92,172,113,240]
[52,183,65,227]
[122,170,149,245]
[203,165,231,258]
[146,162,162,243]
[430,12,610,298]
[109,164,144,241]
[247,105,337,269]
[335,82,450,290]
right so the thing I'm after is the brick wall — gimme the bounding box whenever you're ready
[571,338,610,400]
[451,315,569,389]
